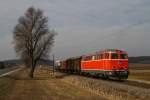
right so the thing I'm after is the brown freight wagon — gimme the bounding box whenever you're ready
[72,56,82,74]
[60,56,82,74]
[59,60,67,72]
[66,58,73,73]
[0,62,5,69]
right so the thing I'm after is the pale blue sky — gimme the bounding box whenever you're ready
[0,0,150,60]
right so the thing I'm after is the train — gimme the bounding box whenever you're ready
[57,49,129,80]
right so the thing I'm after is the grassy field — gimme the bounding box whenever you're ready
[129,63,150,81]
[0,67,105,100]
[129,63,150,70]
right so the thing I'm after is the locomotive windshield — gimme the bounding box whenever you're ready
[120,54,128,59]
[111,53,128,59]
[111,53,118,59]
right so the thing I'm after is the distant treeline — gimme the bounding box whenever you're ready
[0,59,53,69]
[129,56,150,64]
[0,59,23,69]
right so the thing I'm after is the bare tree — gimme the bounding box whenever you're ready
[13,7,56,78]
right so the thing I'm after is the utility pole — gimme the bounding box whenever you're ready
[52,54,55,75]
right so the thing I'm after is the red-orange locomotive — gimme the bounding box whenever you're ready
[58,49,129,80]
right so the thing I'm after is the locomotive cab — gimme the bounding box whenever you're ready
[109,51,129,79]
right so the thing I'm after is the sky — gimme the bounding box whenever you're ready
[0,0,150,60]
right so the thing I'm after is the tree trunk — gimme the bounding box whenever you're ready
[29,66,35,78]
[29,61,36,78]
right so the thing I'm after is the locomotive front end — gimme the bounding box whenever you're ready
[109,50,129,80]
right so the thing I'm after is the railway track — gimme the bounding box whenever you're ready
[95,78,150,89]
[122,79,150,89]
[91,76,150,89]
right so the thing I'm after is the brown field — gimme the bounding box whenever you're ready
[129,63,150,70]
[0,67,105,100]
[129,63,150,81]
[0,64,150,100]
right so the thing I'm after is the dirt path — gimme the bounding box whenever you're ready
[0,68,106,100]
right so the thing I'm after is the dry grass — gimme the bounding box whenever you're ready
[129,63,150,70]
[129,70,150,81]
[1,65,150,100]
[129,63,150,81]
[0,67,105,100]
[59,73,150,100]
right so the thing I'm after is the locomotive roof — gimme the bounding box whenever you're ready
[82,49,127,57]
[102,49,126,52]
